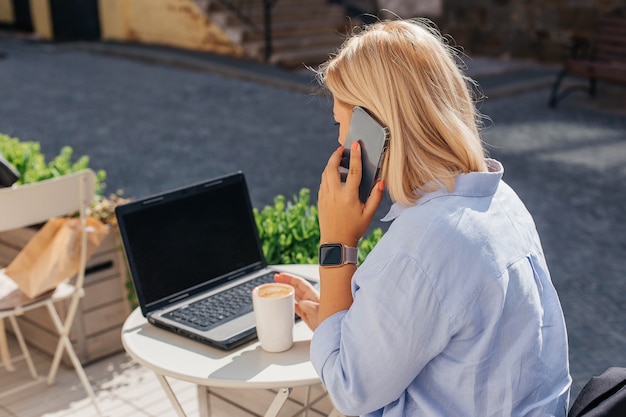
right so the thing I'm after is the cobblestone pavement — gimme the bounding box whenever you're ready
[1,34,625,401]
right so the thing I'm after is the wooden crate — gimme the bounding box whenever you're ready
[0,224,132,366]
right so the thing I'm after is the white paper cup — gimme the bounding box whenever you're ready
[252,282,295,352]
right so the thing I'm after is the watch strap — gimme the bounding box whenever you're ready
[343,245,358,265]
[319,243,358,267]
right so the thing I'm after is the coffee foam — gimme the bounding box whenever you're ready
[257,284,293,298]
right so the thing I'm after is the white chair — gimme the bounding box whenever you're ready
[0,169,102,415]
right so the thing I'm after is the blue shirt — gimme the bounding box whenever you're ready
[311,160,571,417]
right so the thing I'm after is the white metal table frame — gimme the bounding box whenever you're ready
[122,264,335,417]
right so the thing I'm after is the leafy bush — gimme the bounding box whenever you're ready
[254,188,383,265]
[358,227,383,264]
[254,189,320,265]
[0,133,106,192]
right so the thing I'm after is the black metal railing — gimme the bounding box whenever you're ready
[212,0,279,61]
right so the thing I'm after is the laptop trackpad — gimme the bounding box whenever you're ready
[207,312,256,342]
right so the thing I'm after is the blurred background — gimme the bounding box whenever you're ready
[0,0,625,412]
[1,0,626,68]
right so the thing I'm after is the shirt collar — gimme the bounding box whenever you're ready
[381,159,504,222]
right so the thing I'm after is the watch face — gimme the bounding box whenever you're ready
[319,244,343,266]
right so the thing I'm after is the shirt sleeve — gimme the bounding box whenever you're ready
[310,254,454,416]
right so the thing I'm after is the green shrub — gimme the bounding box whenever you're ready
[254,188,383,265]
[358,227,383,264]
[0,133,106,193]
[254,189,320,265]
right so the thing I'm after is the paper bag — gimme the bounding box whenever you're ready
[5,216,109,298]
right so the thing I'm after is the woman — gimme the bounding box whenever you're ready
[276,19,571,417]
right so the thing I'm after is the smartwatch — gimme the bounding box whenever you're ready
[318,243,358,267]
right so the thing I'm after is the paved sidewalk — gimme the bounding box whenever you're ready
[1,34,625,405]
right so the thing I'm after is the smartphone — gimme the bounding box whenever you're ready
[340,106,390,203]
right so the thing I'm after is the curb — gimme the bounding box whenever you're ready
[482,76,555,99]
[1,32,558,99]
[76,41,320,95]
[79,41,558,99]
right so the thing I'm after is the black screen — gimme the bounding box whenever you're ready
[117,173,264,310]
[319,245,343,265]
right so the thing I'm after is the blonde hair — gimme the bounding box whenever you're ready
[316,19,487,206]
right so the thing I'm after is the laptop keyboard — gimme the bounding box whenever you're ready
[164,272,276,330]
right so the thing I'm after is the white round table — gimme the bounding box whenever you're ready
[121,264,332,417]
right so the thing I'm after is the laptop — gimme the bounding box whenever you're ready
[115,171,290,350]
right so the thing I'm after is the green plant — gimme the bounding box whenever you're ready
[0,133,106,193]
[358,227,383,264]
[253,188,383,265]
[254,188,320,265]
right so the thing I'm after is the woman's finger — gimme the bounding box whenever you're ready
[345,141,363,194]
[296,299,320,331]
[274,272,319,301]
[321,146,345,188]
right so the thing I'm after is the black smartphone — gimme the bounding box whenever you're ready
[340,106,390,203]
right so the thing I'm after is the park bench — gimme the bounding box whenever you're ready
[548,8,626,107]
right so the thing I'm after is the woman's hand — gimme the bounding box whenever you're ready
[274,272,321,331]
[318,142,384,246]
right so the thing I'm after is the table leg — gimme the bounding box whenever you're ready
[265,387,292,417]
[302,385,311,417]
[296,388,331,417]
[155,372,187,417]
[197,385,211,417]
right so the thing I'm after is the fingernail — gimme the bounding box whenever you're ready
[352,141,359,151]
[378,180,385,190]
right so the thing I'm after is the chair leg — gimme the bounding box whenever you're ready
[45,300,103,416]
[0,318,16,371]
[549,69,567,108]
[589,77,597,98]
[47,291,83,384]
[8,315,38,379]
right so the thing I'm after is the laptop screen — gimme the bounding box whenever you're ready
[116,172,266,312]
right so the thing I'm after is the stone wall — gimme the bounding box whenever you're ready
[4,0,626,63]
[439,0,626,62]
[341,0,626,62]
[0,0,13,24]
[99,0,243,55]
[6,0,242,55]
